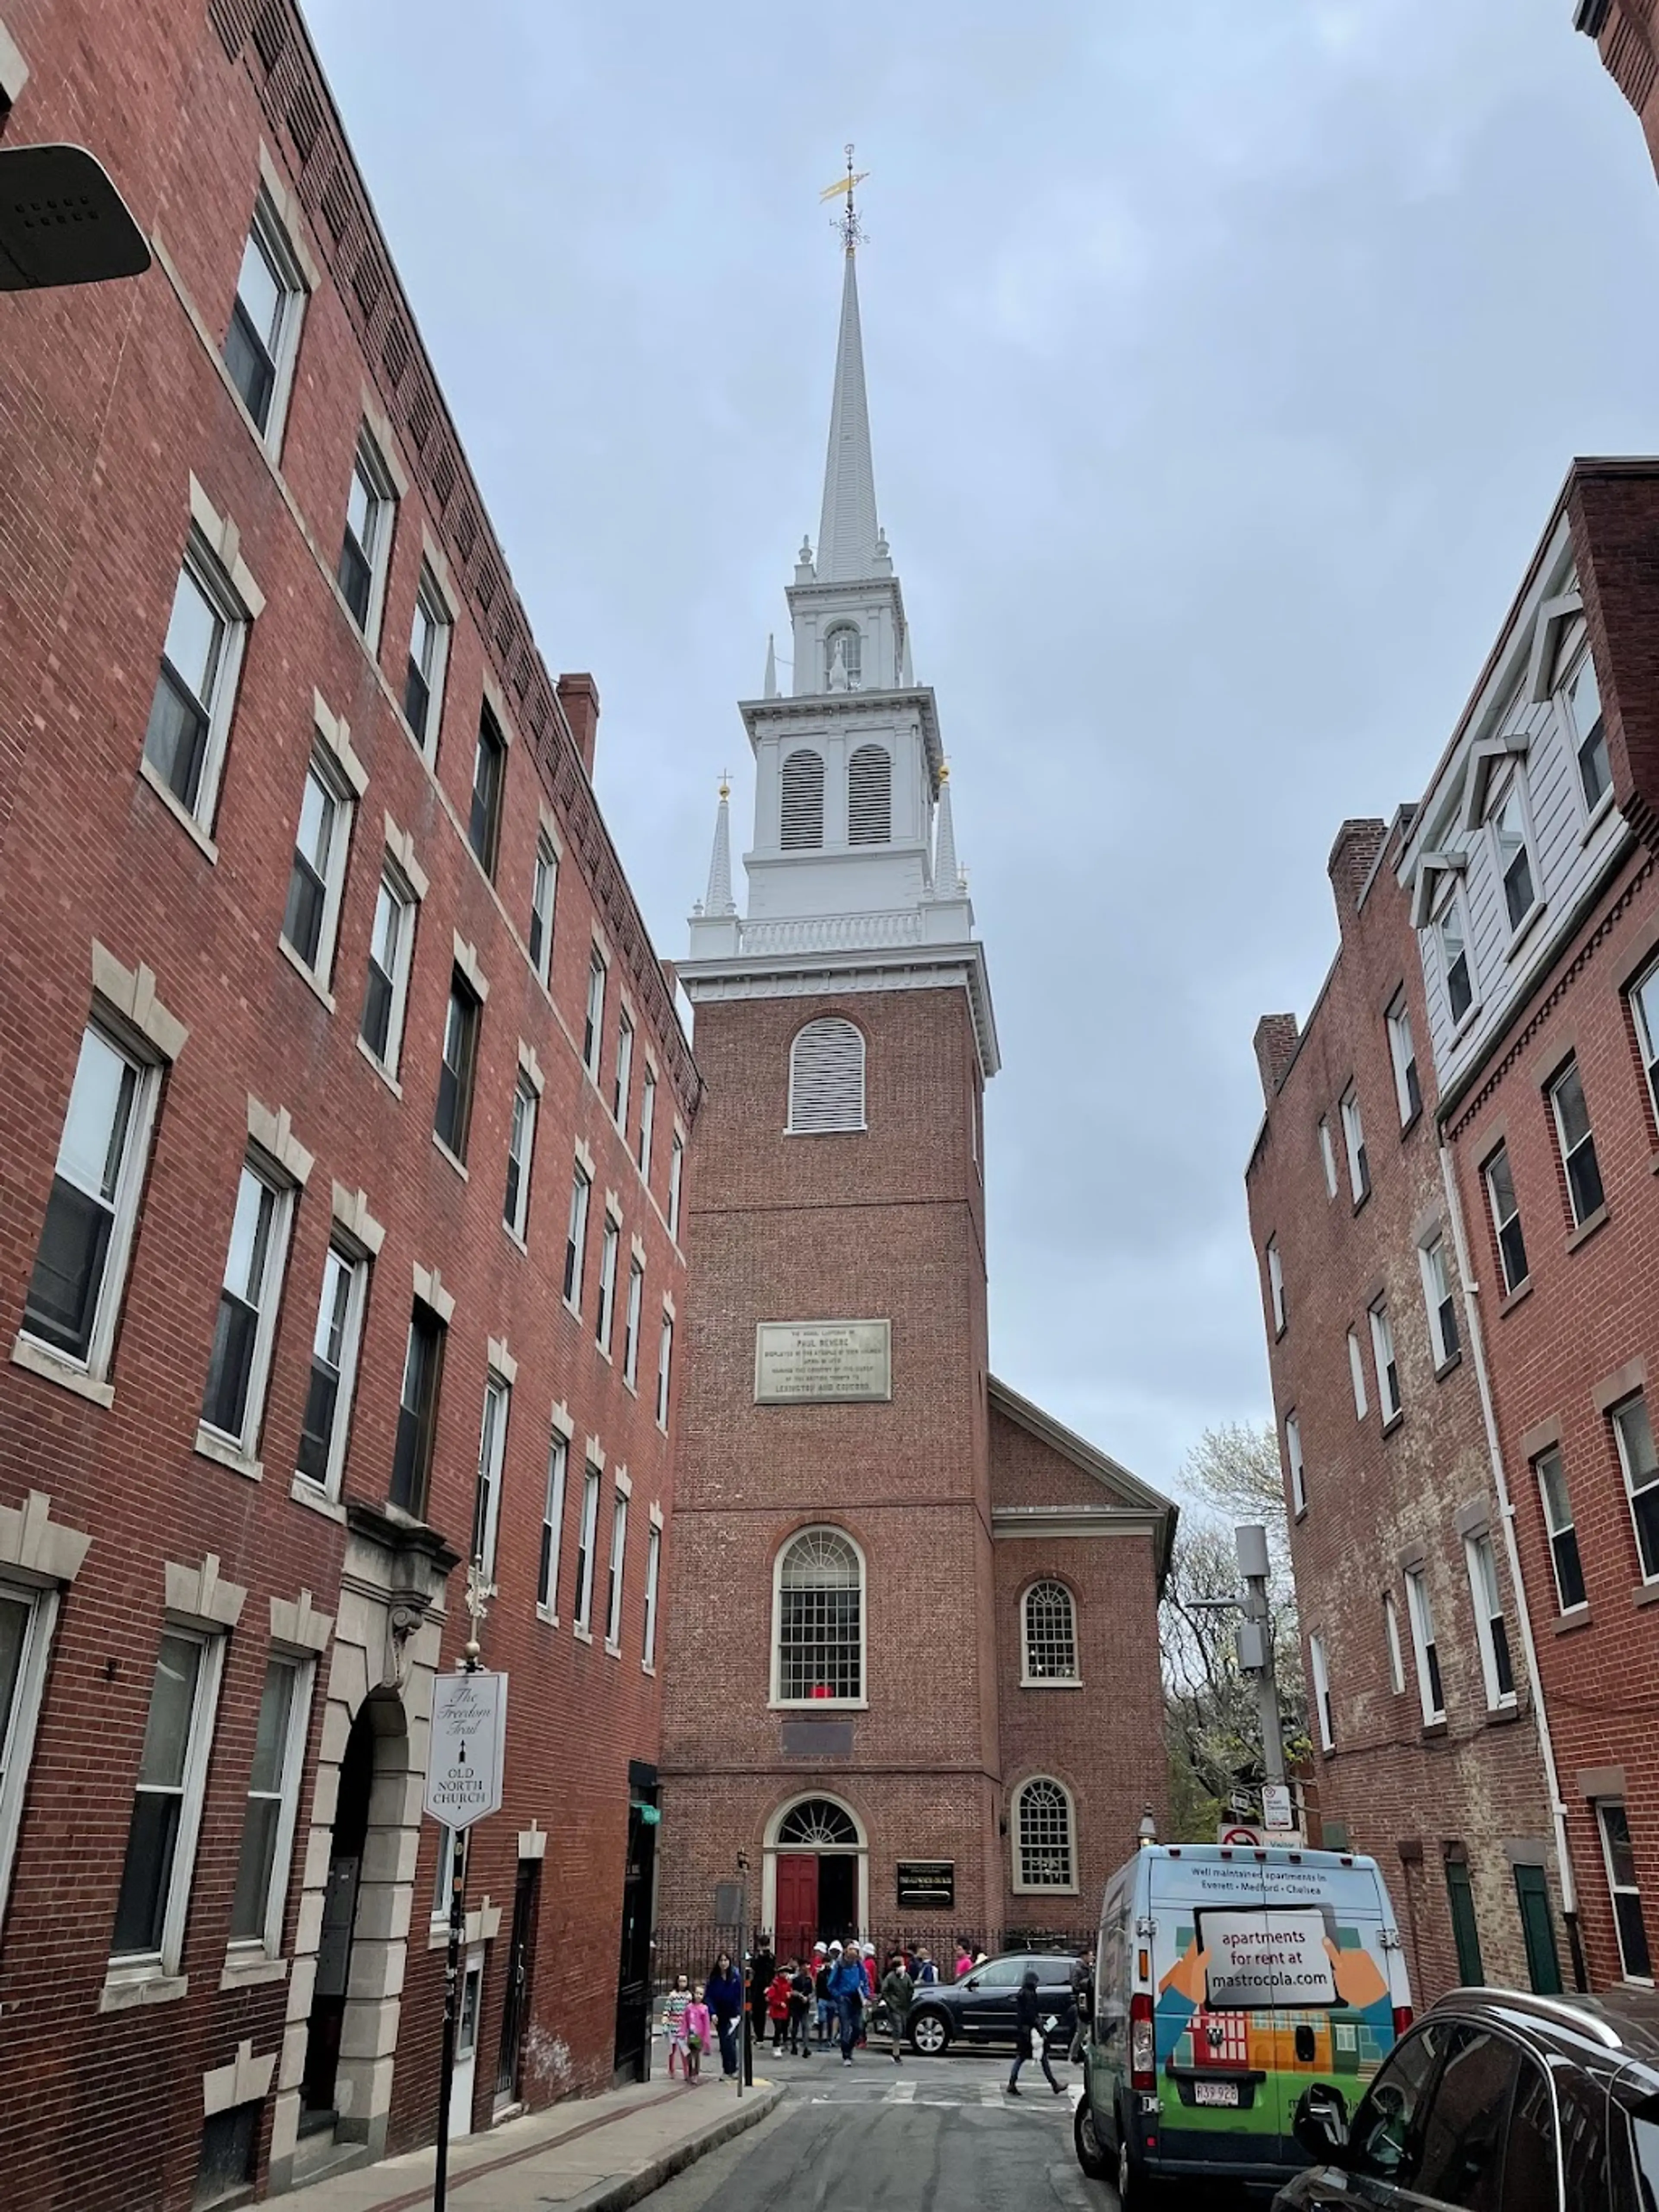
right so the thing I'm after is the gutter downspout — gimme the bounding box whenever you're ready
[1439,1141,1585,1989]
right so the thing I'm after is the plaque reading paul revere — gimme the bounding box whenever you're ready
[754,1320,892,1405]
[897,1860,955,1911]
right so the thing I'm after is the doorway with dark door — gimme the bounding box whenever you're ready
[495,1859,541,2114]
[300,1703,376,2131]
[776,1850,856,1960]
[614,1761,660,2084]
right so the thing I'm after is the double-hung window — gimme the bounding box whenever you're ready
[1386,996,1422,1124]
[143,543,248,831]
[111,1629,224,1971]
[1285,1410,1306,1515]
[1266,1238,1285,1334]
[282,754,353,986]
[200,1160,292,1458]
[434,973,481,1162]
[1340,1086,1370,1204]
[224,195,305,448]
[1599,1803,1653,1981]
[563,1166,591,1310]
[529,836,558,985]
[573,1465,601,1634]
[1549,1059,1605,1228]
[1405,1568,1445,1723]
[1485,1144,1529,1295]
[471,1373,510,1580]
[668,1132,684,1241]
[596,1215,620,1354]
[642,1523,661,1670]
[391,1300,446,1518]
[1309,1632,1333,1752]
[1613,1395,1659,1584]
[622,1259,644,1389]
[639,1069,656,1181]
[1370,1302,1401,1422]
[538,1432,569,1613]
[229,1655,309,1953]
[1316,1117,1338,1198]
[583,952,606,1079]
[1347,1329,1369,1421]
[1534,1447,1586,1613]
[360,866,416,1075]
[605,1490,628,1649]
[1563,647,1611,815]
[1490,775,1540,934]
[0,1583,55,1931]
[404,570,450,753]
[1632,961,1659,1136]
[1383,1592,1405,1695]
[23,1022,159,1379]
[469,708,506,878]
[1436,883,1475,1027]
[656,1310,674,1429]
[504,1076,536,1241]
[1420,1235,1460,1369]
[1464,1533,1516,1708]
[337,434,395,643]
[296,1241,367,1495]
[613,1013,634,1133]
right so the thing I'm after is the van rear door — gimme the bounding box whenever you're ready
[1147,1852,1277,2171]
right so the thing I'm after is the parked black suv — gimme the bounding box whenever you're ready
[907,1951,1082,2056]
[1273,1985,1659,2211]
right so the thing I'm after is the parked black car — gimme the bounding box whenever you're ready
[1273,1985,1659,2212]
[906,1951,1082,2055]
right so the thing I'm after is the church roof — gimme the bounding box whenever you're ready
[814,245,881,583]
[988,1375,1178,1583]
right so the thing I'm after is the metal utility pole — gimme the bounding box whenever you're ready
[1235,1523,1288,1791]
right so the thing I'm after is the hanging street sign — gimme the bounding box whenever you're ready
[424,1671,508,1831]
[1262,1783,1296,1831]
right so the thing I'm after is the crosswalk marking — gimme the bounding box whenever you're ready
[980,2082,1002,2107]
[886,2079,916,2104]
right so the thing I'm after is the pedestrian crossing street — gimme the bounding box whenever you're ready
[788,2072,1084,2112]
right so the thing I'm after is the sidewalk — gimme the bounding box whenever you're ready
[277,2075,785,2212]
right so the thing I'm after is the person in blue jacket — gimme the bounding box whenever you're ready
[826,1943,868,2065]
[706,1951,744,2078]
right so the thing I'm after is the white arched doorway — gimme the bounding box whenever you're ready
[762,1793,868,1955]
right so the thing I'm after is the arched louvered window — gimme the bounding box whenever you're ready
[1013,1777,1076,1892]
[774,1528,864,1703]
[787,1017,865,1135]
[847,744,891,846]
[824,624,861,688]
[780,748,825,849]
[1022,1581,1079,1684]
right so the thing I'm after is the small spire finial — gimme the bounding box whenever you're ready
[719,768,731,800]
[819,142,869,253]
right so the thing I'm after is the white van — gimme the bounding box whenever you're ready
[1076,1843,1412,2202]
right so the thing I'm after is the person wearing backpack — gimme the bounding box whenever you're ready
[826,1942,867,2065]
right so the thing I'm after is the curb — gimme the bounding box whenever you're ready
[562,2083,785,2211]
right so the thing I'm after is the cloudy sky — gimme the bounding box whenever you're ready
[305,0,1659,1502]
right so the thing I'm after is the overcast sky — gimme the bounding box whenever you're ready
[305,0,1659,1503]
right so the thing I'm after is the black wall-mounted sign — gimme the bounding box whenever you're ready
[896,1859,955,1911]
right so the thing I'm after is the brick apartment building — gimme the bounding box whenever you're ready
[0,4,696,2207]
[1576,0,1659,178]
[1246,823,1564,2005]
[655,229,1175,1962]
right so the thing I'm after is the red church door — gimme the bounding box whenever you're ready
[775,1854,818,1962]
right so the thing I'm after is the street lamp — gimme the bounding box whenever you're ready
[1137,1806,1158,1849]
[0,143,149,290]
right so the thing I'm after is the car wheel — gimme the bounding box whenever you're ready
[1117,2118,1158,2206]
[909,2009,950,2056]
[1073,2094,1111,2181]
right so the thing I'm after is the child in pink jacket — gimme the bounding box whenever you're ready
[683,1985,712,2084]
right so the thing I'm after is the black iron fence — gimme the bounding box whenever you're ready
[647,1920,1096,2011]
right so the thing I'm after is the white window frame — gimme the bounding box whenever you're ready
[583,950,606,1080]
[770,1525,868,1709]
[403,564,451,758]
[667,1130,684,1242]
[622,1257,643,1390]
[1309,1631,1333,1752]
[529,835,559,987]
[1347,1329,1368,1421]
[1317,1117,1338,1200]
[294,1238,368,1499]
[1631,960,1659,1138]
[1598,1801,1655,1985]
[656,1309,674,1431]
[1559,639,1613,824]
[1419,1233,1460,1371]
[642,1521,661,1672]
[537,1429,569,1617]
[0,1579,60,1939]
[228,1652,314,1959]
[141,533,252,838]
[1266,1237,1286,1333]
[1535,1446,1586,1615]
[1485,1143,1529,1296]
[360,860,418,1079]
[1612,1395,1659,1586]
[1405,1568,1445,1725]
[109,1625,226,1979]
[504,1076,537,1242]
[1011,1775,1078,1896]
[639,1068,656,1181]
[1386,996,1421,1125]
[1340,1085,1370,1204]
[468,707,507,880]
[1434,877,1478,1032]
[1548,1057,1605,1230]
[1285,1410,1306,1516]
[470,1372,511,1580]
[563,1165,591,1314]
[1487,768,1543,939]
[596,1215,619,1354]
[1383,1591,1405,1696]
[605,1489,628,1652]
[1369,1302,1400,1423]
[197,1156,296,1464]
[338,430,397,650]
[613,1011,633,1133]
[1464,1532,1517,1712]
[1020,1579,1080,1687]
[225,191,308,456]
[281,748,355,990]
[573,1464,601,1636]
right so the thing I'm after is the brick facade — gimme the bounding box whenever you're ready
[0,4,696,2206]
[1579,0,1659,185]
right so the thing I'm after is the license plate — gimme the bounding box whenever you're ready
[1194,2082,1239,2107]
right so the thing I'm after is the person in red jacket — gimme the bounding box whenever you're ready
[766,1965,793,2049]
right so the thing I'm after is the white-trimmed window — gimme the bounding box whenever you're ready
[391,1298,445,1518]
[773,1528,864,1704]
[847,743,892,845]
[22,1021,161,1380]
[1370,1302,1400,1422]
[1021,1580,1078,1685]
[596,1216,619,1353]
[142,540,249,831]
[788,1017,866,1135]
[642,1523,661,1670]
[504,1076,536,1240]
[1613,1395,1659,1585]
[295,1241,367,1496]
[1485,1143,1529,1295]
[0,1581,57,1934]
[469,707,506,880]
[656,1310,674,1429]
[1561,645,1611,816]
[667,1131,684,1241]
[1435,880,1476,1028]
[1535,1446,1586,1613]
[1012,1777,1076,1893]
[1310,1632,1333,1751]
[1387,996,1422,1124]
[1464,1533,1516,1710]
[1489,773,1540,934]
[622,1258,643,1389]
[434,971,481,1163]
[563,1165,591,1310]
[1549,1058,1605,1229]
[583,951,606,1079]
[1419,1234,1460,1370]
[1340,1086,1370,1203]
[529,836,558,985]
[403,567,451,754]
[224,193,307,449]
[1598,1802,1654,1982]
[1383,1591,1405,1695]
[1405,1568,1445,1724]
[639,1069,656,1181]
[200,1159,293,1458]
[573,1464,601,1634]
[282,752,353,986]
[537,1431,568,1613]
[430,1823,456,1928]
[1266,1237,1286,1333]
[780,747,825,849]
[605,1489,628,1650]
[823,624,861,688]
[613,1011,633,1132]
[111,1628,225,1971]
[1286,1410,1306,1515]
[470,1372,510,1579]
[1317,1117,1338,1199]
[360,865,416,1075]
[337,432,395,644]
[229,1655,311,1954]
[1347,1329,1368,1421]
[1631,961,1659,1137]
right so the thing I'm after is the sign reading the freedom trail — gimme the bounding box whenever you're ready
[754,1320,891,1405]
[423,1671,508,1831]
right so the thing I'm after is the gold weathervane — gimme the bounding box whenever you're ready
[820,142,868,250]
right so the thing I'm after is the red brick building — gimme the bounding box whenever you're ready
[656,232,1174,1963]
[0,4,696,2206]
[1576,0,1659,179]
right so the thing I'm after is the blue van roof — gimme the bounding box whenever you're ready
[1141,1844,1382,1874]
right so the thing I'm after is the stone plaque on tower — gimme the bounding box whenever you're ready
[754,1319,891,1404]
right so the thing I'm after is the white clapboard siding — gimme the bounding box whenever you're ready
[788,1016,866,1133]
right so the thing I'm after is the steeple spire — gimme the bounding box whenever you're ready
[932,762,961,897]
[763,632,778,699]
[703,777,736,917]
[814,159,880,586]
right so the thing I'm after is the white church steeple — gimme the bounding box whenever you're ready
[814,241,881,585]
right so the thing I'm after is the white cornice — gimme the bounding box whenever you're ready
[739,685,944,786]
[680,937,1000,1077]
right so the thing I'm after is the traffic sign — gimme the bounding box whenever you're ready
[1228,1791,1255,1819]
[1262,1783,1295,1831]
[424,1670,508,1831]
[1219,1823,1265,1847]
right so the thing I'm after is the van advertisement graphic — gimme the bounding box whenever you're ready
[1194,1908,1338,2009]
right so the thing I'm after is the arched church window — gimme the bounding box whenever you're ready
[776,1798,860,1848]
[847,744,891,846]
[824,623,861,690]
[774,1527,864,1703]
[787,1017,865,1136]
[780,748,825,850]
[1013,1777,1076,1892]
[1021,1581,1079,1684]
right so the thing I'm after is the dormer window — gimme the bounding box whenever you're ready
[780,748,825,850]
[824,624,861,690]
[847,744,891,846]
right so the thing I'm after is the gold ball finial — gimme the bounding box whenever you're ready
[719,777,731,801]
[938,761,950,784]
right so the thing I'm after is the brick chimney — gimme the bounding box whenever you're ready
[1253,1013,1300,1102]
[1327,818,1388,928]
[557,672,601,777]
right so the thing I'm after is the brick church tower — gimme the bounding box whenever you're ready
[657,207,1173,1960]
